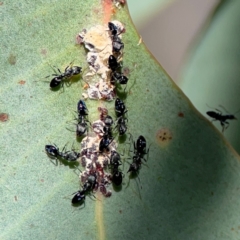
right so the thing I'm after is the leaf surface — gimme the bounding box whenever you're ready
[1,1,240,239]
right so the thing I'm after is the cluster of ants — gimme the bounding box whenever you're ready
[45,21,149,207]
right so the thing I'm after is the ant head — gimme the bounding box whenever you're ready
[229,115,237,120]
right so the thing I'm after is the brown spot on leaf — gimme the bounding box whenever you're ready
[119,210,122,214]
[14,196,18,201]
[156,128,172,147]
[123,67,130,76]
[178,112,184,117]
[0,2,3,5]
[0,113,9,122]
[8,54,17,65]
[18,80,26,85]
[40,48,47,56]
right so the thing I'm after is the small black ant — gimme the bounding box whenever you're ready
[46,62,82,89]
[45,143,80,163]
[134,135,149,159]
[77,99,88,117]
[72,172,97,205]
[108,22,124,55]
[115,98,127,117]
[61,144,81,162]
[102,115,114,138]
[104,115,114,127]
[111,169,124,186]
[108,22,118,36]
[108,55,120,71]
[112,35,124,54]
[206,105,239,132]
[115,116,128,136]
[127,135,149,175]
[109,151,123,186]
[99,135,114,153]
[75,115,89,137]
[109,151,122,169]
[111,72,128,85]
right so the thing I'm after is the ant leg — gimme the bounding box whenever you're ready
[219,105,230,114]
[88,193,97,201]
[225,121,229,130]
[73,167,82,176]
[125,176,131,189]
[220,122,226,132]
[61,143,68,155]
[49,157,58,166]
[45,74,58,79]
[65,61,74,72]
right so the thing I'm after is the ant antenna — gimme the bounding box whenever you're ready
[233,108,240,116]
[47,62,62,74]
[219,105,240,116]
[206,104,222,113]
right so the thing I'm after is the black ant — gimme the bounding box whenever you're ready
[67,100,89,137]
[206,105,239,132]
[108,22,124,54]
[75,100,90,137]
[109,150,122,168]
[114,98,128,135]
[108,55,120,71]
[115,116,128,136]
[111,169,124,186]
[98,115,114,151]
[127,135,149,175]
[112,36,124,54]
[46,62,82,89]
[104,115,114,127]
[111,72,128,86]
[72,172,97,205]
[115,98,127,117]
[60,144,81,162]
[45,143,80,164]
[109,151,123,186]
[77,99,88,117]
[108,22,119,36]
[99,135,114,153]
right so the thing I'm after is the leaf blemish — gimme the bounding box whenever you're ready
[8,53,17,65]
[0,113,9,122]
[156,128,172,147]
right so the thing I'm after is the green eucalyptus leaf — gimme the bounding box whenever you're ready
[1,1,240,240]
